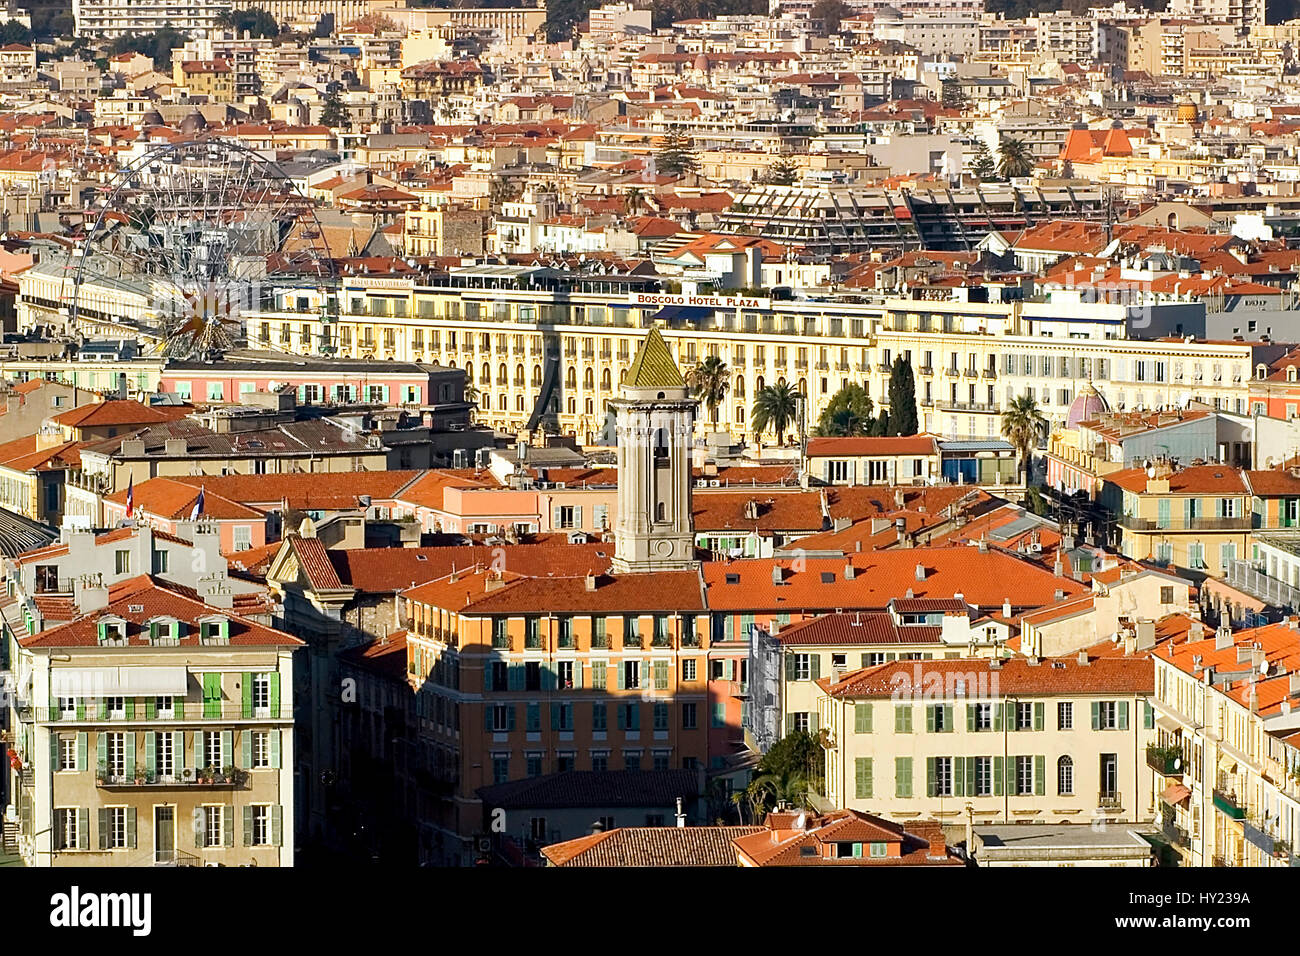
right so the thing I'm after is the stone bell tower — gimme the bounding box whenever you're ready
[611,328,697,573]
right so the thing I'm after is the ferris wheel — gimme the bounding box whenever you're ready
[68,136,335,360]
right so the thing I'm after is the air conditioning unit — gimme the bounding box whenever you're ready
[180,767,197,783]
[709,479,722,487]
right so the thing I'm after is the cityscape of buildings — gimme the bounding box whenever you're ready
[0,0,1299,876]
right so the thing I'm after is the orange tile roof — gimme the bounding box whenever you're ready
[104,477,263,520]
[405,567,704,614]
[822,654,1152,699]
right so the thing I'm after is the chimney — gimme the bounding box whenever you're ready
[977,537,988,553]
[1136,620,1155,651]
[1215,625,1232,650]
[953,591,964,605]
[1002,598,1011,618]
[1077,650,1090,666]
[584,573,597,591]
[1189,621,1204,642]
[1053,554,1063,577]
[843,564,855,580]
[771,564,783,585]
[675,796,686,828]
[915,563,926,581]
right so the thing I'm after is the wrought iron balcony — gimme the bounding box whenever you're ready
[1098,790,1122,809]
[1146,743,1184,776]
[97,768,249,789]
[1213,787,1247,819]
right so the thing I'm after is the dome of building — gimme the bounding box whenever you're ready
[1177,101,1198,124]
[1066,382,1109,429]
[179,111,208,135]
[140,110,164,127]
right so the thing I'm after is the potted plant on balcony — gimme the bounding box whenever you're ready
[199,765,215,785]
[134,767,148,785]
[221,764,238,784]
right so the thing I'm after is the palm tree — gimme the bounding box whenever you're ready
[749,769,813,816]
[686,356,730,425]
[1001,394,1048,484]
[998,137,1035,180]
[751,381,801,445]
[624,187,643,216]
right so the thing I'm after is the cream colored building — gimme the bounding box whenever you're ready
[5,577,300,866]
[820,656,1156,825]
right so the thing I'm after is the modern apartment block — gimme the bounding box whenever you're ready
[5,576,301,866]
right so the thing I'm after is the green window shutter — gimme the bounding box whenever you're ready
[221,730,234,768]
[223,806,234,847]
[484,706,494,733]
[506,705,517,731]
[550,703,561,730]
[242,673,253,718]
[954,757,965,796]
[76,700,85,720]
[573,662,583,689]
[77,808,89,851]
[617,664,626,690]
[810,712,819,734]
[944,704,954,733]
[860,653,870,667]
[965,756,976,796]
[1033,702,1044,731]
[541,665,556,691]
[269,673,281,717]
[243,806,254,846]
[124,732,135,777]
[925,706,935,733]
[895,757,912,798]
[926,756,936,797]
[784,713,794,736]
[855,757,873,799]
[993,701,1002,731]
[145,697,156,720]
[854,703,872,734]
[145,732,156,777]
[98,808,109,850]
[896,705,911,733]
[173,731,185,770]
[97,733,107,774]
[76,732,87,771]
[1143,700,1154,729]
[174,698,184,720]
[271,805,282,846]
[194,732,205,769]
[1118,701,1129,730]
[125,698,135,720]
[592,661,606,689]
[1090,701,1100,730]
[1004,701,1014,730]
[126,807,137,849]
[967,704,975,732]
[654,660,668,690]
[785,654,797,681]
[241,730,251,768]
[508,665,524,691]
[810,654,821,680]
[97,697,107,720]
[1034,755,1046,796]
[269,730,281,769]
[203,673,221,719]
[993,756,1004,796]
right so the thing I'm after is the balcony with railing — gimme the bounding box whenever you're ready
[1098,790,1123,810]
[1120,515,1252,533]
[1146,743,1185,776]
[937,400,998,413]
[1213,783,1247,819]
[97,767,250,789]
[1225,559,1300,613]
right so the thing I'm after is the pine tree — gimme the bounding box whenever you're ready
[658,132,699,177]
[320,87,350,130]
[972,141,996,181]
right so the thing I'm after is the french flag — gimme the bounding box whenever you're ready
[125,475,133,518]
[190,486,205,521]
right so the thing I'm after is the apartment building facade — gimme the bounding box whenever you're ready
[820,656,1157,825]
[5,576,301,866]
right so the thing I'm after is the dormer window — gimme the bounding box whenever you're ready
[1289,366,1298,383]
[96,617,127,646]
[146,617,182,646]
[199,617,230,645]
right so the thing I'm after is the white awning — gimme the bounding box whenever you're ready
[1156,715,1182,734]
[51,667,188,697]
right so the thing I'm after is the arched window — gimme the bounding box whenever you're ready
[515,364,525,386]
[463,363,472,382]
[1258,364,1269,380]
[498,363,508,385]
[1057,756,1073,796]
[532,365,543,386]
[655,501,665,522]
[601,368,611,390]
[480,333,490,351]
[585,398,594,414]
[755,375,765,392]
[735,377,746,398]
[498,394,507,410]
[567,397,576,414]
[584,368,594,389]
[481,362,490,383]
[566,366,577,388]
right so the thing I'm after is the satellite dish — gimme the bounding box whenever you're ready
[1146,466,1156,478]
[1173,755,1182,771]
[794,811,806,829]
[1261,658,1269,675]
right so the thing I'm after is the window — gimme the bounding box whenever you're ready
[933,756,953,797]
[492,755,509,784]
[1057,701,1073,731]
[54,808,81,850]
[1094,700,1126,730]
[623,660,640,689]
[557,661,574,689]
[492,618,509,649]
[58,696,76,721]
[794,654,811,681]
[591,753,608,773]
[202,805,223,848]
[973,702,993,731]
[491,704,511,733]
[252,674,271,718]
[974,756,992,796]
[1057,756,1074,796]
[252,731,270,769]
[152,550,169,574]
[1160,586,1174,604]
[114,550,130,575]
[249,805,271,845]
[58,735,77,771]
[928,704,952,733]
[1015,756,1034,796]
[155,732,173,778]
[682,703,697,730]
[682,659,696,682]
[232,526,252,552]
[1015,702,1034,730]
[204,731,223,770]
[103,806,128,849]
[106,696,125,720]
